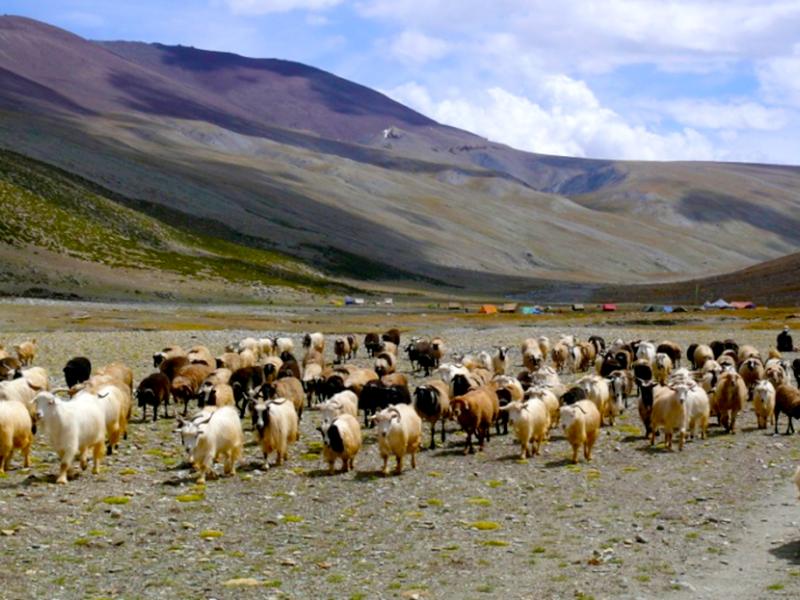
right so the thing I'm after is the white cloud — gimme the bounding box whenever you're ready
[359,1,800,73]
[224,0,342,15]
[663,100,788,130]
[758,44,800,107]
[389,30,450,65]
[389,79,717,161]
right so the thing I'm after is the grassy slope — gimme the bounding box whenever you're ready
[0,149,346,299]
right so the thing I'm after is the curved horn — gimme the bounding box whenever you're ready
[388,406,402,420]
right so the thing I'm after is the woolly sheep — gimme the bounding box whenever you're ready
[262,376,305,420]
[753,380,776,430]
[526,386,560,430]
[673,382,710,440]
[650,386,686,451]
[319,391,359,427]
[249,397,299,470]
[14,339,37,367]
[774,384,800,435]
[636,342,656,365]
[560,400,600,464]
[34,391,105,484]
[714,371,747,433]
[302,332,325,354]
[492,346,510,375]
[693,344,714,369]
[176,405,243,484]
[521,338,543,371]
[576,375,613,425]
[0,398,33,473]
[413,380,450,449]
[450,385,499,454]
[274,337,294,356]
[62,357,91,389]
[136,372,171,422]
[372,404,422,475]
[653,353,673,385]
[153,345,185,368]
[319,413,362,474]
[502,398,550,459]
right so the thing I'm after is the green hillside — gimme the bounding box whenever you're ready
[0,150,342,299]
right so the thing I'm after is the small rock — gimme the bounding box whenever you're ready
[635,534,648,544]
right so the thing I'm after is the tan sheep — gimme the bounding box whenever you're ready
[560,400,601,464]
[0,398,33,472]
[650,386,686,451]
[502,398,550,459]
[372,404,422,475]
[14,339,37,367]
[320,413,362,474]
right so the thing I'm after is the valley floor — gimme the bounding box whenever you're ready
[1,305,799,599]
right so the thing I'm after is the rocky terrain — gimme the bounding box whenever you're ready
[1,313,799,599]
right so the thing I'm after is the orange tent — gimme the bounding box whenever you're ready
[479,304,498,314]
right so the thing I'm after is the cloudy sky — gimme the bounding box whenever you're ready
[5,0,800,164]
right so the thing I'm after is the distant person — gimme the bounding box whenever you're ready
[777,326,795,352]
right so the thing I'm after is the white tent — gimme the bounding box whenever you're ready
[702,298,732,310]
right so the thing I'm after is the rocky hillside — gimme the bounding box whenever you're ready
[1,15,799,297]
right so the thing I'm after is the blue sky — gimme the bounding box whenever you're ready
[3,0,800,164]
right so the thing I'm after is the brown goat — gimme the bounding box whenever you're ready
[450,386,499,454]
[774,384,800,435]
[714,371,747,433]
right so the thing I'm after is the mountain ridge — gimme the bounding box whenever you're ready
[1,15,799,300]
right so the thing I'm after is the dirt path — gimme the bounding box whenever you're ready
[679,478,800,599]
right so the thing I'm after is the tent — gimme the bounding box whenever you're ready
[447,302,463,310]
[344,296,355,305]
[571,304,585,311]
[702,298,733,310]
[479,304,498,314]
[662,305,674,313]
[602,303,617,311]
[642,305,656,312]
[673,306,689,313]
[730,301,756,309]
[500,302,519,313]
[521,306,543,315]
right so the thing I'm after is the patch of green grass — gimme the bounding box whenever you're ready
[766,583,784,591]
[175,494,204,503]
[485,479,504,488]
[327,574,345,583]
[468,497,492,506]
[119,468,137,476]
[73,538,89,547]
[101,496,129,505]
[282,515,304,523]
[532,546,547,554]
[199,530,223,539]
[470,521,500,531]
[426,498,443,507]
[481,540,509,547]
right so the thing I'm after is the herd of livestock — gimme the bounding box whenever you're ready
[1,331,800,494]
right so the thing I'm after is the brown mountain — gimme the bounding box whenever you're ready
[1,15,799,299]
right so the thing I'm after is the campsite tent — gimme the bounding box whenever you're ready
[344,296,355,305]
[447,302,463,310]
[479,304,498,314]
[673,306,688,313]
[662,305,674,313]
[521,306,543,315]
[702,298,733,310]
[730,301,756,309]
[571,304,585,311]
[602,304,617,312]
[642,305,656,312]
[500,303,519,313]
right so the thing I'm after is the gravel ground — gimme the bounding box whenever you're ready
[1,323,799,600]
